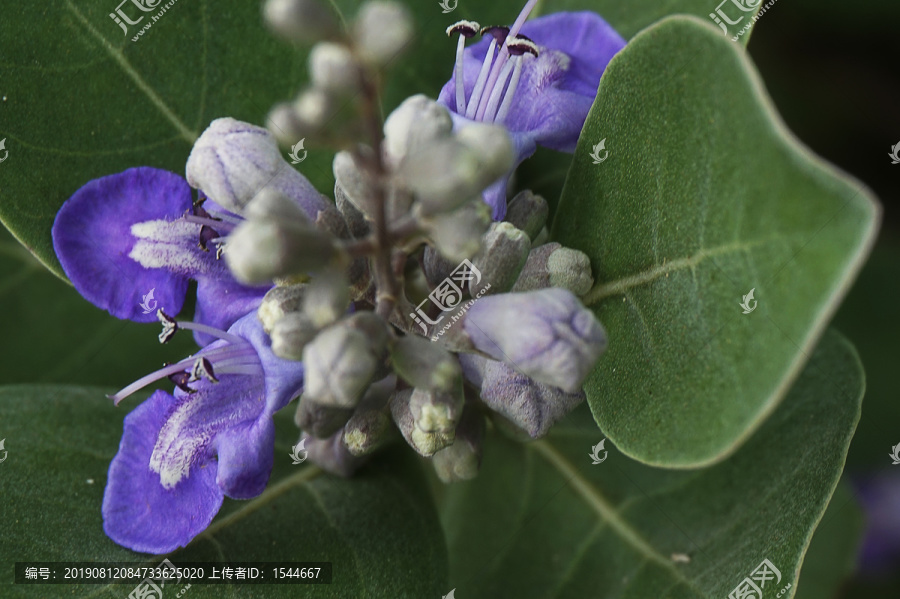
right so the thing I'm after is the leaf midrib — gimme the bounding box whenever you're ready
[531,440,705,597]
[63,0,198,144]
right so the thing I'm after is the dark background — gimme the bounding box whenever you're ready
[750,0,900,595]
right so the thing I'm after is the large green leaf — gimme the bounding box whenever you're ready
[0,226,196,386]
[0,0,756,278]
[553,16,879,467]
[0,385,447,597]
[438,330,863,598]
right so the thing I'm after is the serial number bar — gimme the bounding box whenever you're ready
[14,562,332,584]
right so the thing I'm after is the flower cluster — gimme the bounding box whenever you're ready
[51,0,625,554]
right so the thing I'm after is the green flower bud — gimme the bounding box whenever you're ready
[258,283,307,334]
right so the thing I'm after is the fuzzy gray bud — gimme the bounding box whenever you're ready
[504,190,548,241]
[390,390,455,456]
[383,95,453,167]
[271,312,319,360]
[353,1,413,66]
[390,335,461,392]
[309,42,361,94]
[295,398,354,438]
[263,0,340,44]
[225,220,340,284]
[410,386,463,435]
[342,377,395,456]
[303,270,350,328]
[258,284,307,334]
[302,431,368,477]
[512,243,594,296]
[469,222,530,296]
[302,323,379,408]
[424,200,491,262]
[432,404,485,482]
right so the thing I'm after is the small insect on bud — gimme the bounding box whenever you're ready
[512,243,594,296]
[390,335,462,393]
[309,42,362,94]
[353,1,413,66]
[270,312,319,360]
[504,190,549,241]
[468,222,530,296]
[263,0,340,44]
[432,404,485,482]
[423,200,492,262]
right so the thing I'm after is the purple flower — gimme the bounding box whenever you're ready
[438,3,626,219]
[52,119,328,342]
[102,311,304,554]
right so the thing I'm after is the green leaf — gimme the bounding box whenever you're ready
[439,330,863,598]
[553,16,879,467]
[0,385,447,597]
[0,226,198,386]
[794,481,864,599]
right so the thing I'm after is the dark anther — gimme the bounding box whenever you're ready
[168,371,195,393]
[198,225,221,252]
[480,25,510,44]
[507,36,539,56]
[157,309,178,344]
[190,357,219,384]
[446,20,480,38]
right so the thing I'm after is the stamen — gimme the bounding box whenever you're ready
[158,310,178,344]
[481,58,516,123]
[198,225,220,252]
[168,371,195,394]
[495,56,527,124]
[446,20,482,115]
[190,357,219,383]
[475,0,539,121]
[173,320,247,345]
[467,27,508,120]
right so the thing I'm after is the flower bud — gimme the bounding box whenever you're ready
[531,226,549,247]
[424,200,491,262]
[225,220,340,284]
[460,354,585,438]
[302,431,368,477]
[295,398,354,438]
[353,1,413,66]
[422,246,456,287]
[263,0,340,44]
[468,222,530,296]
[504,190,548,241]
[389,389,455,456]
[342,377,395,456]
[258,283,307,334]
[410,386,463,435]
[309,42,361,94]
[333,151,377,218]
[271,312,318,360]
[456,122,515,187]
[243,188,312,225]
[383,95,453,167]
[512,243,594,296]
[303,270,350,328]
[335,183,370,239]
[432,404,485,482]
[462,288,606,392]
[186,118,326,217]
[301,322,379,408]
[390,335,461,392]
[266,102,307,147]
[398,139,483,216]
